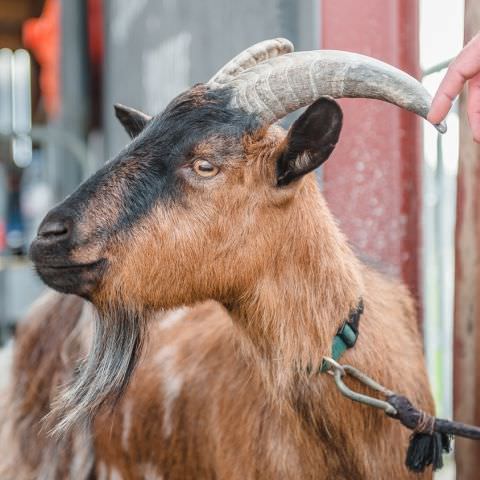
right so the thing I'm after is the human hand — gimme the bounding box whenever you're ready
[428,33,480,142]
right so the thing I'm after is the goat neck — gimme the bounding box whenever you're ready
[228,174,364,395]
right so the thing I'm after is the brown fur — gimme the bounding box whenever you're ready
[92,235,432,479]
[4,285,431,479]
[90,125,434,478]
[23,104,434,478]
[0,291,94,480]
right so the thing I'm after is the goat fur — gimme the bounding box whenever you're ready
[19,92,434,478]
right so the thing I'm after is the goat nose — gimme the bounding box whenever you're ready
[37,218,70,242]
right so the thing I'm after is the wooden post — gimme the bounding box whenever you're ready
[454,2,480,478]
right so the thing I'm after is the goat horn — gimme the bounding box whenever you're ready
[222,49,446,133]
[208,38,294,86]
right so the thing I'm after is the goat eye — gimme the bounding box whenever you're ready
[192,159,219,177]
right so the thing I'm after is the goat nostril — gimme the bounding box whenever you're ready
[38,220,70,239]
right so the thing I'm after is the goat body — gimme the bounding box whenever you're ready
[22,40,439,479]
[4,257,432,479]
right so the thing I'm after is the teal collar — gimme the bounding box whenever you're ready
[320,298,364,373]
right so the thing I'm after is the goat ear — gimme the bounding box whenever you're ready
[114,103,152,138]
[276,97,343,187]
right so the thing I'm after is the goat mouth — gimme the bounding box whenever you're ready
[34,260,103,270]
[33,259,107,297]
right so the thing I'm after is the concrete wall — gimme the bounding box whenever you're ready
[102,0,319,158]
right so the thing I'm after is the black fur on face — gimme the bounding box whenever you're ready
[30,84,259,299]
[109,85,259,231]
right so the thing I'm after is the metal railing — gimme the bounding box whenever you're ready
[422,58,456,422]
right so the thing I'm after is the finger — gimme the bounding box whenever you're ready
[428,33,480,124]
[428,69,465,124]
[468,72,480,143]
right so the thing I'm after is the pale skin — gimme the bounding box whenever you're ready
[428,33,480,142]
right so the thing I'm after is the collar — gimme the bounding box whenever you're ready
[320,298,364,373]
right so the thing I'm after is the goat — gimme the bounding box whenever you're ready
[27,38,443,478]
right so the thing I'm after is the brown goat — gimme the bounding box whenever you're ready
[3,289,428,480]
[25,39,443,478]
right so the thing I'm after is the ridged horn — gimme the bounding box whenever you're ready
[222,49,446,133]
[208,38,294,86]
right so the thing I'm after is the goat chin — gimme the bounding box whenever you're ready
[46,303,147,435]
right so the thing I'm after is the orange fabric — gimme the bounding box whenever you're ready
[23,0,60,118]
[22,0,103,120]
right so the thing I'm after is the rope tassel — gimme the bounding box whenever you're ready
[322,358,480,473]
[405,431,450,472]
[387,395,452,471]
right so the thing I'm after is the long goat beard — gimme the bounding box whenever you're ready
[46,304,147,436]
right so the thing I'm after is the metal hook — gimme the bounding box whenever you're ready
[322,357,398,416]
[321,356,346,376]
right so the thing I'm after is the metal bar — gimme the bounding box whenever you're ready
[332,369,398,415]
[322,358,397,415]
[0,127,88,176]
[54,0,90,200]
[422,58,453,77]
[343,365,394,397]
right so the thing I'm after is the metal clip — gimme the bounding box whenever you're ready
[321,356,346,376]
[322,357,398,416]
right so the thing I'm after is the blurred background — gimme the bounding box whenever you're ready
[0,0,476,477]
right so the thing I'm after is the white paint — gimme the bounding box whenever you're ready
[142,32,191,113]
[159,308,188,330]
[121,398,134,451]
[155,345,184,438]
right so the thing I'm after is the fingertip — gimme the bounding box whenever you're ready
[427,111,439,124]
[427,107,446,125]
[428,95,452,125]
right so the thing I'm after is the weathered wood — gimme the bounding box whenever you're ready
[454,2,480,478]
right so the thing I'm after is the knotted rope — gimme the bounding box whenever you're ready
[322,359,480,473]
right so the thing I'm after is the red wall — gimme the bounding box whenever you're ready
[321,0,422,301]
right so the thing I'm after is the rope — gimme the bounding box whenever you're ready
[414,411,435,435]
[322,360,480,473]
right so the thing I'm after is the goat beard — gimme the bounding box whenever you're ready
[45,303,147,437]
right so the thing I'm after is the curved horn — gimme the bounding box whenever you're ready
[208,38,294,86]
[223,50,446,133]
